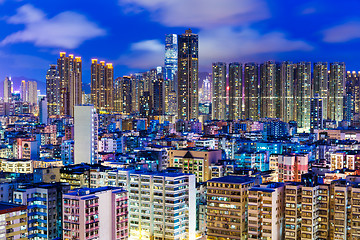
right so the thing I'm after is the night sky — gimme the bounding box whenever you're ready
[1,0,360,92]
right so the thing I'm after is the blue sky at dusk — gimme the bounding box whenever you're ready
[1,0,360,91]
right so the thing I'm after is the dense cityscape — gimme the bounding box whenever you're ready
[0,26,359,240]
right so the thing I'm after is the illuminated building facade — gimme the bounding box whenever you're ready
[177,29,199,120]
[57,52,82,117]
[212,62,226,120]
[91,59,114,113]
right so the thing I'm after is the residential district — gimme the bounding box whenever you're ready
[0,29,359,240]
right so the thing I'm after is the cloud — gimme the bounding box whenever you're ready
[117,39,164,69]
[117,28,312,70]
[119,0,270,28]
[1,4,106,49]
[199,27,313,67]
[323,21,360,43]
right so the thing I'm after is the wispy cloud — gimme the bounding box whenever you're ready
[117,39,164,69]
[119,0,270,28]
[323,21,360,43]
[1,4,106,49]
[117,28,312,70]
[199,27,313,67]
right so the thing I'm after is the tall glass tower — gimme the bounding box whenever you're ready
[177,29,199,121]
[165,34,178,92]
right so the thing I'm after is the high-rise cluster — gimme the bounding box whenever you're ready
[213,61,347,132]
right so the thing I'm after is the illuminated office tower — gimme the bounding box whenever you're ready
[229,62,243,120]
[114,77,132,114]
[244,63,259,120]
[313,62,328,119]
[328,62,345,123]
[296,62,312,132]
[164,34,178,91]
[310,95,324,131]
[212,62,227,120]
[346,71,360,114]
[248,182,285,239]
[177,29,199,120]
[280,62,296,122]
[57,52,82,117]
[46,65,61,116]
[90,59,114,113]
[3,76,13,103]
[74,105,98,165]
[260,61,280,118]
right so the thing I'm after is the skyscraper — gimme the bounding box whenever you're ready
[27,81,38,105]
[313,62,329,119]
[74,105,98,165]
[310,95,323,132]
[3,77,12,103]
[90,59,114,113]
[228,62,243,120]
[57,52,82,117]
[260,61,280,119]
[280,61,296,123]
[46,65,61,116]
[114,77,132,114]
[177,29,199,121]
[244,63,259,120]
[212,62,227,120]
[164,34,178,92]
[296,62,312,132]
[329,62,345,122]
[346,71,360,114]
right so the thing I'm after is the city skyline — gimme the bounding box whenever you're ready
[1,0,360,83]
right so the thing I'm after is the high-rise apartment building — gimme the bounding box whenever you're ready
[168,149,222,182]
[125,171,196,240]
[248,182,285,239]
[114,77,132,114]
[74,105,98,165]
[0,202,27,239]
[177,29,199,120]
[329,62,345,122]
[244,63,259,120]
[62,186,128,240]
[296,62,312,132]
[46,64,61,116]
[13,182,70,240]
[165,34,178,91]
[3,76,12,103]
[207,176,259,239]
[280,61,296,122]
[91,59,114,114]
[346,71,360,114]
[313,62,329,119]
[260,61,280,118]
[228,62,243,120]
[310,95,324,131]
[152,77,165,115]
[21,80,38,105]
[212,62,227,120]
[57,52,82,117]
